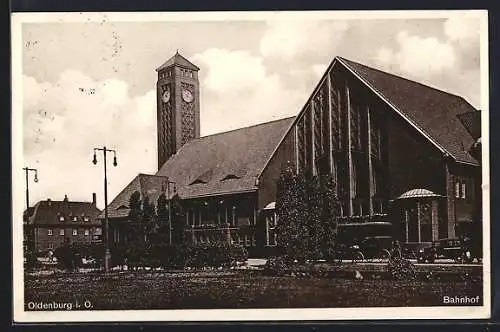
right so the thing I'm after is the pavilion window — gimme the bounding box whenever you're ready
[419,202,433,242]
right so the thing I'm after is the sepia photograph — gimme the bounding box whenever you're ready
[11,10,490,322]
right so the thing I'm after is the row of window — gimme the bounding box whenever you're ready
[159,68,195,79]
[158,70,172,79]
[47,228,101,236]
[57,216,91,222]
[185,207,255,227]
[195,234,256,247]
[455,180,471,199]
[180,68,194,78]
[296,79,384,178]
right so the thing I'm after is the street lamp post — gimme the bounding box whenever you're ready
[92,146,117,274]
[165,178,176,245]
[23,167,38,253]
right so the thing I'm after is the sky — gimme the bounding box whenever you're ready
[16,11,485,209]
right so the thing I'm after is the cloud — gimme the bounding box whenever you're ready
[259,15,348,61]
[444,17,480,42]
[192,48,309,135]
[23,70,157,209]
[391,31,457,78]
[371,19,480,108]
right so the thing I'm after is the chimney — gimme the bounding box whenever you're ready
[92,193,96,206]
[63,194,68,203]
[47,198,51,207]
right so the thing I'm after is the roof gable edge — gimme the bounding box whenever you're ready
[257,57,340,180]
[337,57,450,159]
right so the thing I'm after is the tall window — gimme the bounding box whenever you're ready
[461,183,466,199]
[455,181,460,198]
[48,229,53,236]
[72,229,78,236]
[266,213,277,246]
[297,116,306,171]
[350,102,362,151]
[304,106,312,169]
[59,229,64,236]
[419,202,432,242]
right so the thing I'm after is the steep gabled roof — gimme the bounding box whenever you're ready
[100,174,171,219]
[155,117,295,199]
[337,57,480,165]
[457,111,481,140]
[26,200,101,226]
[156,51,200,72]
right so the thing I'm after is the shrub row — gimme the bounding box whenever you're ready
[52,242,248,270]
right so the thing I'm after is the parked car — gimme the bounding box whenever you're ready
[417,237,479,263]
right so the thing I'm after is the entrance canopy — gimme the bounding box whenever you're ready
[263,202,276,210]
[396,188,442,200]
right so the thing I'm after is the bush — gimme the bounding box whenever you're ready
[113,243,248,270]
[184,244,248,268]
[25,249,38,270]
[54,244,77,270]
[263,256,289,276]
[387,257,417,281]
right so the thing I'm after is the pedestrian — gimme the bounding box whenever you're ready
[48,249,54,263]
[391,240,402,260]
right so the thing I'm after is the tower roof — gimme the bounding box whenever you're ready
[156,51,200,72]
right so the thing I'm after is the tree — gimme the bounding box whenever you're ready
[319,173,341,260]
[142,196,157,242]
[305,172,322,260]
[171,194,186,245]
[127,191,145,266]
[155,193,170,244]
[276,162,307,262]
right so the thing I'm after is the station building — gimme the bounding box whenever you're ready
[103,52,482,256]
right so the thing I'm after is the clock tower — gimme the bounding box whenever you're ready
[156,51,201,170]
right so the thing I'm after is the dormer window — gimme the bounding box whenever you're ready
[117,205,128,210]
[72,216,78,222]
[59,216,65,222]
[84,216,90,222]
[221,174,240,181]
[190,179,207,185]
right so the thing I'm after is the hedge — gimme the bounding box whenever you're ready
[53,242,248,270]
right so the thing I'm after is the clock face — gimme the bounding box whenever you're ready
[182,89,194,103]
[162,89,170,103]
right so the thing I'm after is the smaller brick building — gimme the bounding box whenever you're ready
[24,193,102,252]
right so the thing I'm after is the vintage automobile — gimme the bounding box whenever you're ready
[416,236,480,263]
[336,222,394,262]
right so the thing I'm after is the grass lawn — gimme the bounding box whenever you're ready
[24,271,483,310]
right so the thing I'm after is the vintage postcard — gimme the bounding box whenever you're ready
[11,10,490,322]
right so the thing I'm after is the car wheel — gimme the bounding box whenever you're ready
[352,251,364,264]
